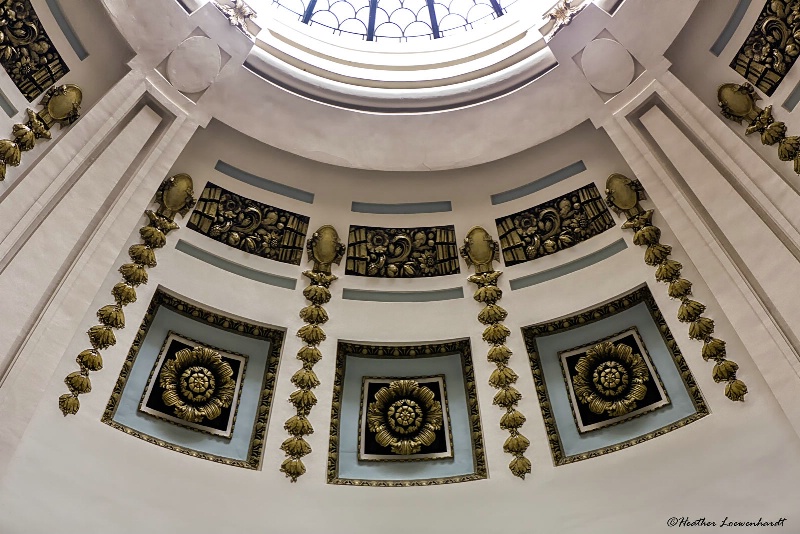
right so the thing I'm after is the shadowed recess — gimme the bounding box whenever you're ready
[710,0,752,57]
[45,0,89,60]
[342,287,464,302]
[490,161,586,205]
[0,90,14,117]
[351,200,453,214]
[509,238,627,290]
[783,80,800,112]
[176,239,297,290]
[215,160,315,204]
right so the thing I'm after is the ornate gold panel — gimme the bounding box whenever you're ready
[187,182,310,266]
[495,183,614,267]
[730,0,800,96]
[345,225,460,278]
[0,0,69,101]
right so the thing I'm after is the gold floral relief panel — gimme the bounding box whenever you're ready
[0,0,69,101]
[187,183,310,266]
[730,0,800,96]
[345,225,460,278]
[495,183,614,267]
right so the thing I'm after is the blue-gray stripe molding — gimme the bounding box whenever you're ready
[0,90,15,118]
[351,200,452,214]
[45,0,89,60]
[783,81,800,112]
[176,240,297,290]
[342,287,464,302]
[710,0,752,57]
[490,161,586,205]
[215,160,315,204]
[509,238,627,290]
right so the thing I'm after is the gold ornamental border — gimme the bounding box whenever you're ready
[521,285,709,466]
[327,339,488,486]
[101,289,285,470]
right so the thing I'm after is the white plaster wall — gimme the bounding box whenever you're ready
[1,114,799,534]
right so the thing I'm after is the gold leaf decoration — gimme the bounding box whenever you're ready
[605,173,746,402]
[462,225,531,479]
[58,174,195,415]
[282,226,342,482]
[96,305,125,329]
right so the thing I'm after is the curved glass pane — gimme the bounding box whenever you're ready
[265,0,527,41]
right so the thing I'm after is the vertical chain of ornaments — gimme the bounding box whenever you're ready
[461,226,531,479]
[58,174,196,416]
[281,225,345,482]
[604,174,747,402]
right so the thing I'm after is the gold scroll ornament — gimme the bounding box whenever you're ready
[461,226,531,479]
[604,173,747,402]
[281,225,345,482]
[58,174,196,416]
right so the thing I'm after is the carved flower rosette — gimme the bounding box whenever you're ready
[366,380,444,456]
[159,346,236,423]
[572,341,650,418]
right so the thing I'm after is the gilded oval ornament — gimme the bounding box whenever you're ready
[605,173,639,211]
[366,380,444,456]
[717,83,760,124]
[158,346,235,423]
[46,84,82,122]
[159,173,195,219]
[572,341,650,417]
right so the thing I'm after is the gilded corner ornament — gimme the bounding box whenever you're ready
[718,82,800,174]
[605,174,747,402]
[462,226,531,479]
[214,0,257,38]
[0,83,81,181]
[545,0,585,40]
[281,224,342,482]
[58,174,196,416]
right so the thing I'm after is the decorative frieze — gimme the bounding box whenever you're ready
[605,173,747,402]
[280,225,344,482]
[59,174,196,416]
[0,0,69,101]
[718,82,800,175]
[461,226,531,479]
[730,0,800,96]
[187,182,310,265]
[0,84,81,181]
[495,183,614,267]
[345,224,460,278]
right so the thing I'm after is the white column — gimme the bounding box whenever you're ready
[601,91,800,437]
[0,105,200,478]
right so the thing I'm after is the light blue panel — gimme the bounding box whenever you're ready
[535,302,697,457]
[338,353,475,481]
[710,0,752,57]
[783,81,800,112]
[113,307,271,460]
[45,0,89,60]
[342,287,464,302]
[175,239,297,290]
[351,200,452,214]
[490,161,586,205]
[0,90,14,118]
[509,239,627,290]
[215,160,315,204]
